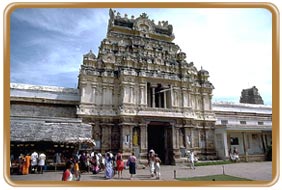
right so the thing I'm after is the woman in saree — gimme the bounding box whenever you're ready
[22,153,31,175]
[104,152,114,179]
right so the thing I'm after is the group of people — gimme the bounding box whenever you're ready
[13,148,203,180]
[62,158,81,181]
[11,151,46,175]
[62,150,105,181]
[62,149,163,181]
[62,150,137,181]
[13,147,242,181]
[102,151,137,180]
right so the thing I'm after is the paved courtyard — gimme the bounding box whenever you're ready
[8,161,272,182]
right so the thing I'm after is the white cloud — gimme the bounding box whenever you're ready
[11,8,108,37]
[161,8,272,104]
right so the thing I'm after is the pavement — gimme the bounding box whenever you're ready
[8,161,272,182]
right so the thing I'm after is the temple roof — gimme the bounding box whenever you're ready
[10,117,93,143]
[83,49,96,60]
[108,9,175,41]
[198,66,209,76]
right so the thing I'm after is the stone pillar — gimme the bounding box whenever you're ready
[179,128,184,148]
[188,93,191,107]
[172,124,176,150]
[170,85,174,107]
[184,127,192,149]
[139,123,148,164]
[91,84,96,104]
[222,130,229,158]
[80,83,87,103]
[102,86,107,105]
[173,87,180,107]
[242,132,248,162]
[140,124,147,150]
[109,86,113,105]
[101,125,112,153]
[164,91,167,108]
[198,129,201,148]
[172,123,181,165]
[191,94,195,109]
[262,133,267,153]
[81,85,86,97]
[202,94,206,110]
[191,128,195,148]
[140,86,145,105]
[209,95,212,110]
[130,86,134,103]
[173,89,176,107]
[175,126,180,149]
[141,84,147,106]
[152,87,156,108]
[145,84,148,106]
[120,124,134,157]
[182,89,186,108]
[122,85,127,103]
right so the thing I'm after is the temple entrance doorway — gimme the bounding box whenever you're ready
[147,121,173,165]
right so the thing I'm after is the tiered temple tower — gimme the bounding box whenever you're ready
[240,86,264,105]
[77,9,216,164]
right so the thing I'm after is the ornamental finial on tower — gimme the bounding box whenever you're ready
[140,13,149,19]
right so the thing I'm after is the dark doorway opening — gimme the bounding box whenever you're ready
[147,121,173,165]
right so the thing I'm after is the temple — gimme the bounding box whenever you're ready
[240,86,264,104]
[77,9,215,164]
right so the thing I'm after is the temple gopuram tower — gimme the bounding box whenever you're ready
[240,86,264,105]
[77,9,216,164]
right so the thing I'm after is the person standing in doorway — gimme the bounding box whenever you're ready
[232,147,240,162]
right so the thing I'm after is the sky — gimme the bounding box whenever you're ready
[10,8,272,105]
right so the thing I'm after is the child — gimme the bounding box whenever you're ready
[73,159,81,181]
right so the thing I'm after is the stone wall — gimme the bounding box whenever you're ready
[11,102,77,118]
